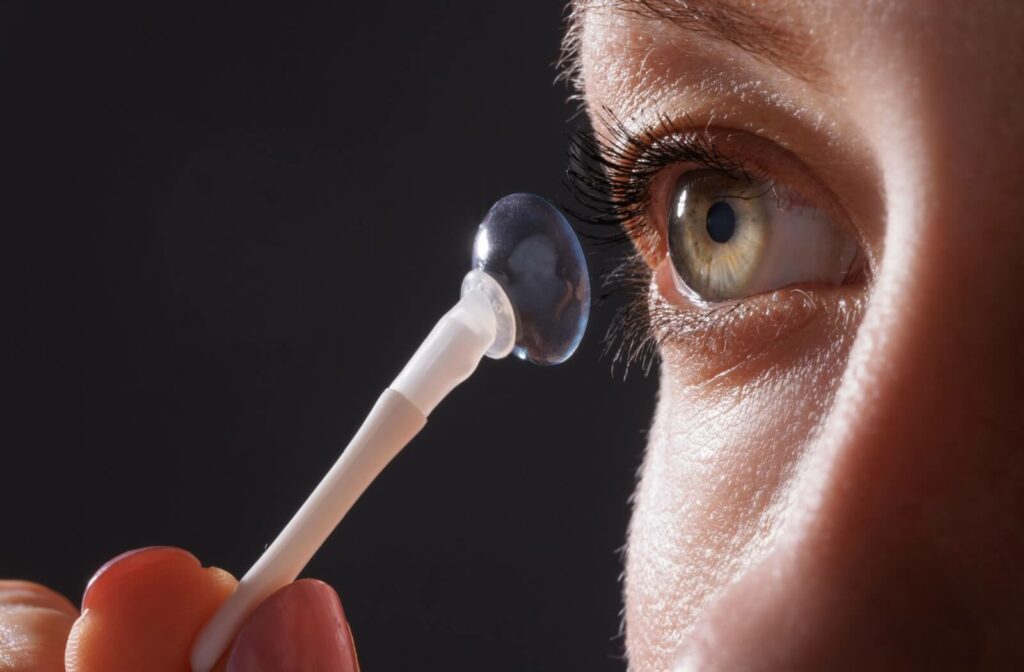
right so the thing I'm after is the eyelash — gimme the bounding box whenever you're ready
[567,112,756,245]
[564,112,766,376]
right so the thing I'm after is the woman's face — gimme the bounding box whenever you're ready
[570,0,1024,668]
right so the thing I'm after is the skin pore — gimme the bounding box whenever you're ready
[570,0,1024,669]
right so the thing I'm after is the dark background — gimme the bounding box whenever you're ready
[2,2,656,669]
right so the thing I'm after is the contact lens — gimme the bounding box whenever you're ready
[471,193,590,365]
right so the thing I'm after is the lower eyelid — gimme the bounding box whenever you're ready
[650,260,864,386]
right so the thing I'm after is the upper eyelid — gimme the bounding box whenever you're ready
[568,112,868,273]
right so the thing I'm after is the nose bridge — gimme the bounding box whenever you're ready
[679,28,1024,668]
[801,3,1024,578]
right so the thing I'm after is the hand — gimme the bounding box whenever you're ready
[0,547,360,671]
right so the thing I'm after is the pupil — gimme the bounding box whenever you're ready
[705,201,736,243]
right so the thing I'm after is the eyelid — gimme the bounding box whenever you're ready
[648,259,868,385]
[569,114,872,380]
[639,126,866,279]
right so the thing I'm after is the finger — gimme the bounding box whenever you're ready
[65,546,238,672]
[0,580,79,672]
[226,579,360,672]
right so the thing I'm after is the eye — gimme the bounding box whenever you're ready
[666,169,859,302]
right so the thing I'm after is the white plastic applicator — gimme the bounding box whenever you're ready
[190,193,590,671]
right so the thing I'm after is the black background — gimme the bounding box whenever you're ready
[2,2,656,669]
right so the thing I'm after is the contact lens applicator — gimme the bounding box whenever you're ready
[190,193,590,671]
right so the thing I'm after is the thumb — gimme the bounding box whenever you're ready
[66,547,360,672]
[226,579,360,672]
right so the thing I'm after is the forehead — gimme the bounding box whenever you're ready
[568,0,836,84]
[569,0,908,39]
[564,0,1015,131]
[565,0,854,130]
[565,0,1010,93]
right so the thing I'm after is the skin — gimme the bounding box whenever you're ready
[66,548,238,672]
[574,0,1024,669]
[0,582,78,672]
[0,550,236,672]
[4,1,1023,670]
[0,547,358,671]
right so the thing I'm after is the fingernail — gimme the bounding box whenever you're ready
[81,546,198,610]
[227,579,359,672]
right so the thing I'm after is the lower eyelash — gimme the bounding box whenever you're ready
[601,255,659,378]
[602,255,759,379]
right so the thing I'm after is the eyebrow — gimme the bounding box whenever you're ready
[560,0,828,91]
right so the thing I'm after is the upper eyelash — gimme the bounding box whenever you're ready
[564,111,756,377]
[565,110,750,247]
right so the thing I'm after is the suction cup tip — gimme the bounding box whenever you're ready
[472,193,590,365]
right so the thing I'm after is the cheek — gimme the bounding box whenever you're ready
[624,303,860,669]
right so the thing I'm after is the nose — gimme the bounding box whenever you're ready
[675,26,1024,671]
